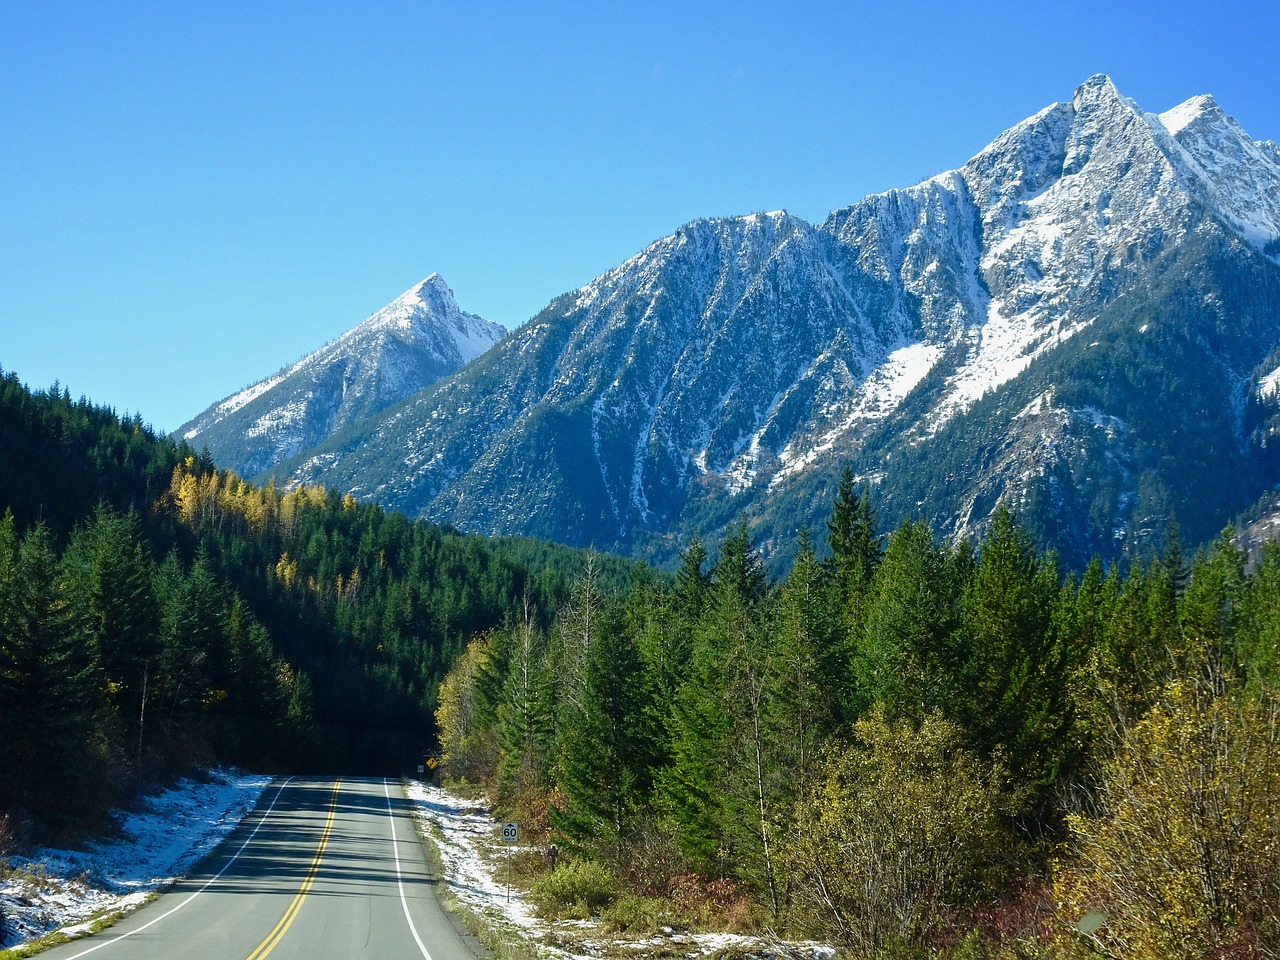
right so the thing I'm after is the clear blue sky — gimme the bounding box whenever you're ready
[3,0,1278,433]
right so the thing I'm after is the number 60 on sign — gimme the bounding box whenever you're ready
[502,822,519,843]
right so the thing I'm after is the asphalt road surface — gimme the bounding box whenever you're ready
[39,777,481,960]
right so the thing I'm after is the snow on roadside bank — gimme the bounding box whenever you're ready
[403,780,836,960]
[0,770,269,949]
[2,776,834,959]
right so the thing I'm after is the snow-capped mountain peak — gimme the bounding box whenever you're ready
[1152,95,1280,251]
[176,275,505,477]
[1157,93,1221,136]
[350,274,504,365]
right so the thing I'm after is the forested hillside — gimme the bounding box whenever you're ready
[0,369,626,837]
[438,466,1280,960]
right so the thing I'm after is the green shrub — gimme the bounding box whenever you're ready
[787,708,1017,957]
[1054,676,1280,959]
[528,859,617,919]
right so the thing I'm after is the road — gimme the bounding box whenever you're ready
[39,777,481,960]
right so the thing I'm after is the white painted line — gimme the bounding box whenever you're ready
[58,777,297,959]
[384,778,434,960]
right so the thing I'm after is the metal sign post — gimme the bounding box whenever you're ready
[501,822,519,902]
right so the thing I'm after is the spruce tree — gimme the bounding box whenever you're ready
[958,504,1070,808]
[551,604,654,864]
[0,523,108,823]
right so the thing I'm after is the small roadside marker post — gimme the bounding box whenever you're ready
[501,822,519,902]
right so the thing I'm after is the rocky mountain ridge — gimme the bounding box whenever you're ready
[195,76,1280,569]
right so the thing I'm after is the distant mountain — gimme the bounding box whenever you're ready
[248,76,1280,569]
[177,275,505,478]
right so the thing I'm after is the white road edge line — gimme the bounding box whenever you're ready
[59,776,297,959]
[384,778,434,960]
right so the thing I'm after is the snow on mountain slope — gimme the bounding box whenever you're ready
[264,76,1280,566]
[811,75,1279,435]
[1154,94,1280,250]
[177,275,505,477]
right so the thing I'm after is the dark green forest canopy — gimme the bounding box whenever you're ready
[0,369,638,834]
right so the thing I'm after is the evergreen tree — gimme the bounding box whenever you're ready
[551,550,604,728]
[1055,557,1121,782]
[824,465,884,722]
[825,463,884,599]
[62,507,159,762]
[713,521,767,607]
[1178,528,1245,670]
[771,531,839,801]
[672,536,711,626]
[0,522,109,824]
[856,518,965,720]
[661,523,766,875]
[958,505,1071,810]
[496,599,553,796]
[1237,540,1280,688]
[154,549,227,748]
[551,603,655,864]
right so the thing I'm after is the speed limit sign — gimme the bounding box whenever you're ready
[501,822,519,843]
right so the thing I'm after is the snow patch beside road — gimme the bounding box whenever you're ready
[0,770,269,949]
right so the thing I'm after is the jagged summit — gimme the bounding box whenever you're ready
[1070,73,1131,111]
[176,275,505,478]
[375,274,473,334]
[1158,93,1223,136]
[335,274,503,365]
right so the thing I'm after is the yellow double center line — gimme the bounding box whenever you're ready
[245,778,342,960]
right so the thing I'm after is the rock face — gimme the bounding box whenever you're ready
[177,275,506,478]
[213,76,1280,569]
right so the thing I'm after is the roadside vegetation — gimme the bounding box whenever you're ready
[437,465,1280,960]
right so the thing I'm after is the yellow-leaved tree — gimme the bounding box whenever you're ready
[787,708,1017,957]
[1054,673,1280,960]
[434,633,498,784]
